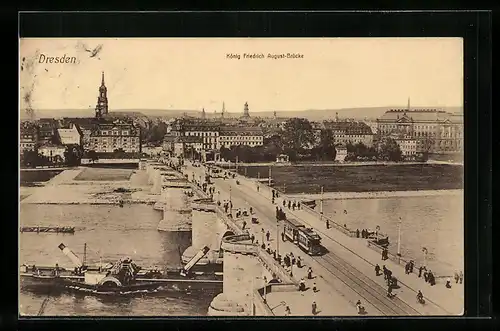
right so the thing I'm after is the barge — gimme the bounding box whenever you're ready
[20,243,222,295]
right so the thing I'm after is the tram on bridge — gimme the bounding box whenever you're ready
[283,218,322,255]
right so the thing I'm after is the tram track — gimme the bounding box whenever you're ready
[315,253,420,316]
[193,167,432,316]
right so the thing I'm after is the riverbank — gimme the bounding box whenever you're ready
[286,189,463,200]
[20,167,160,205]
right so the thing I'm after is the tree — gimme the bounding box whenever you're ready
[314,129,337,161]
[21,150,40,168]
[64,145,82,166]
[378,138,403,162]
[282,118,315,152]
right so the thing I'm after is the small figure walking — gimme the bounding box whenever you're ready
[281,231,285,241]
[307,267,313,279]
[297,202,300,209]
[242,220,247,230]
[266,231,270,241]
[459,271,463,284]
[250,234,255,244]
[311,301,317,315]
[313,282,317,292]
[375,264,381,276]
[454,271,459,284]
[445,278,452,289]
[285,305,291,316]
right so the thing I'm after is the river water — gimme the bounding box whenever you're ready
[19,203,215,316]
[321,194,464,275]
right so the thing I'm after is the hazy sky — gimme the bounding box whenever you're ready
[19,38,463,113]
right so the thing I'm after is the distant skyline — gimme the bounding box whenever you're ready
[20,38,463,113]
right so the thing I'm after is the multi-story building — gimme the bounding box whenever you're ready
[323,120,374,147]
[163,135,203,157]
[88,120,141,153]
[37,118,59,145]
[20,121,38,154]
[57,123,82,147]
[38,144,66,163]
[376,108,463,154]
[393,134,418,158]
[217,126,264,149]
[169,118,221,151]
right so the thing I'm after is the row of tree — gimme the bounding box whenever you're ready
[215,118,409,163]
[20,145,83,168]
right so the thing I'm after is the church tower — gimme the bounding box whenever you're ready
[221,102,225,118]
[243,102,250,118]
[95,71,108,118]
[202,107,206,119]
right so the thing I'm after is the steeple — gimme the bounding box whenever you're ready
[202,107,206,119]
[406,97,411,114]
[95,71,109,118]
[335,112,339,122]
[221,102,225,118]
[243,102,250,118]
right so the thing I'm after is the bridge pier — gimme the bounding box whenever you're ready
[208,235,272,316]
[157,178,193,232]
[181,199,226,266]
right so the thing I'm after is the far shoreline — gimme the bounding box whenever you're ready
[286,189,463,200]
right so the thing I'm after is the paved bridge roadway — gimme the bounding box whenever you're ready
[184,162,458,316]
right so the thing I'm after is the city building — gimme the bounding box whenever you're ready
[88,119,141,153]
[323,120,374,147]
[57,124,82,147]
[163,134,203,157]
[20,121,38,154]
[393,135,418,158]
[217,126,264,149]
[376,106,463,154]
[37,118,59,145]
[38,144,66,163]
[335,146,348,163]
[169,118,221,151]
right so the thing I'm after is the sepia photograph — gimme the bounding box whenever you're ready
[19,37,464,317]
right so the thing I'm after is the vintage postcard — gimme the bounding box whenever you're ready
[19,37,464,317]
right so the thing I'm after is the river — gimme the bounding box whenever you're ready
[321,194,464,275]
[19,203,216,316]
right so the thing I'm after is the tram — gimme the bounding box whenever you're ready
[283,218,305,243]
[283,218,322,255]
[297,228,322,256]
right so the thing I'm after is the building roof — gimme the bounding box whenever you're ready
[219,126,264,136]
[163,135,203,144]
[378,109,462,123]
[323,121,373,135]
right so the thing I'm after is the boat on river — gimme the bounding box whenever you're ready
[20,243,222,295]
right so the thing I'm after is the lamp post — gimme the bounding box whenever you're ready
[236,156,239,173]
[397,217,402,262]
[276,221,280,256]
[229,185,233,215]
[320,186,324,223]
[422,247,428,268]
[268,166,272,189]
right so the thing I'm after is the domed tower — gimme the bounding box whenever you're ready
[242,102,250,118]
[95,71,109,118]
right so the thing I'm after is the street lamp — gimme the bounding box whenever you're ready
[229,185,233,214]
[422,247,428,268]
[320,186,324,223]
[397,217,402,261]
[276,221,280,256]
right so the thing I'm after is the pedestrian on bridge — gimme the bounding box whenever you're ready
[459,271,463,284]
[266,230,270,241]
[282,200,286,207]
[281,231,285,242]
[297,201,300,210]
[242,220,247,230]
[292,202,296,210]
[454,271,459,283]
[311,301,317,315]
[250,234,255,244]
[356,229,360,238]
[288,201,291,209]
[375,264,381,276]
[307,267,313,279]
